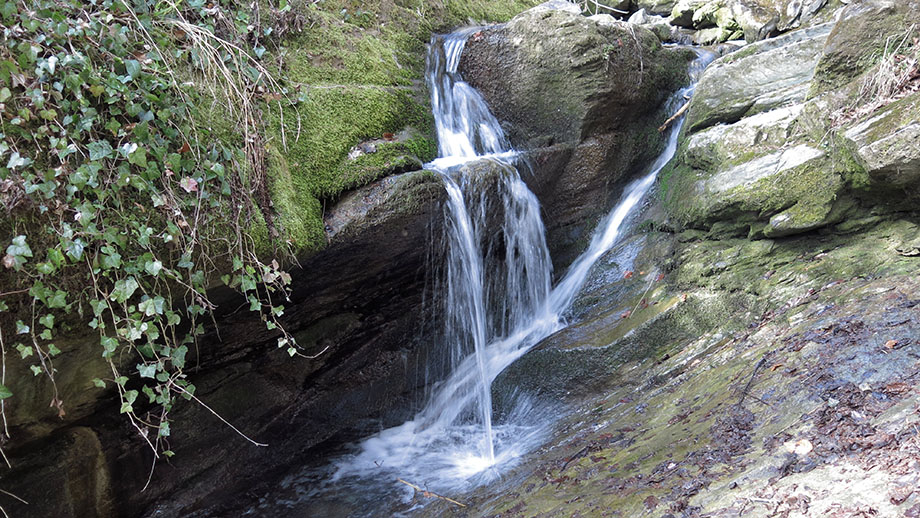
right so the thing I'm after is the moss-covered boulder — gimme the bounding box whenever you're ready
[843,91,920,195]
[811,0,920,96]
[458,6,692,267]
[637,0,680,16]
[685,23,831,133]
[661,22,854,236]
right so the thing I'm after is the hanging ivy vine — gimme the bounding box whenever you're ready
[0,0,307,458]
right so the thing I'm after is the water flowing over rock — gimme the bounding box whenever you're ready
[458,6,692,265]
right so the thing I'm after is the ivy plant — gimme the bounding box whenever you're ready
[0,0,308,458]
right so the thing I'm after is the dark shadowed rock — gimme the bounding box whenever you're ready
[459,7,692,268]
[460,9,687,148]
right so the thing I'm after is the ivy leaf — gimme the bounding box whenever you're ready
[15,320,28,334]
[125,59,141,79]
[138,296,165,316]
[39,313,55,329]
[128,146,147,168]
[4,235,33,270]
[65,238,85,261]
[101,336,118,357]
[0,385,11,400]
[102,251,122,269]
[179,176,198,193]
[87,140,113,160]
[144,259,162,276]
[142,385,156,403]
[16,344,32,359]
[120,389,138,413]
[137,363,157,378]
[92,378,106,388]
[6,152,33,170]
[111,277,139,303]
[47,248,65,267]
[171,345,187,369]
[47,290,67,308]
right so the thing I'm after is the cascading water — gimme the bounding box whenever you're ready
[264,31,716,517]
[331,33,715,490]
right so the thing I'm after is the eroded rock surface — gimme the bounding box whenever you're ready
[459,6,692,266]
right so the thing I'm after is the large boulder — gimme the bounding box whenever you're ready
[459,9,688,148]
[636,0,680,16]
[729,0,831,41]
[685,22,832,133]
[812,0,920,95]
[664,0,920,237]
[843,87,920,195]
[459,7,692,267]
[662,22,852,237]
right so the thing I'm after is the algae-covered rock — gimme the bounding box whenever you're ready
[662,21,857,237]
[843,91,920,194]
[686,22,831,133]
[812,0,920,96]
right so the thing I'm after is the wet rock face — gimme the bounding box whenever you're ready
[663,0,920,237]
[664,23,845,237]
[459,7,692,267]
[127,169,451,516]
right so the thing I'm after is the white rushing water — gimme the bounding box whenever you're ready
[326,33,717,509]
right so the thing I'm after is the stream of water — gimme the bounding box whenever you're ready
[253,30,715,517]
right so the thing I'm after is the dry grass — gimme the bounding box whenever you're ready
[835,25,920,125]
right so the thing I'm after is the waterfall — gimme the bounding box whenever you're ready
[329,31,718,500]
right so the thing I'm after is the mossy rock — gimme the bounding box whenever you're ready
[261,0,543,255]
[842,90,920,195]
[811,0,920,97]
[685,22,831,133]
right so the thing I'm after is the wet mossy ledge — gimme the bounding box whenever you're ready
[260,0,543,254]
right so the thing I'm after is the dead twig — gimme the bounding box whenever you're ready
[737,355,768,407]
[561,445,590,472]
[0,490,27,505]
[659,100,691,132]
[171,385,268,447]
[396,478,466,508]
